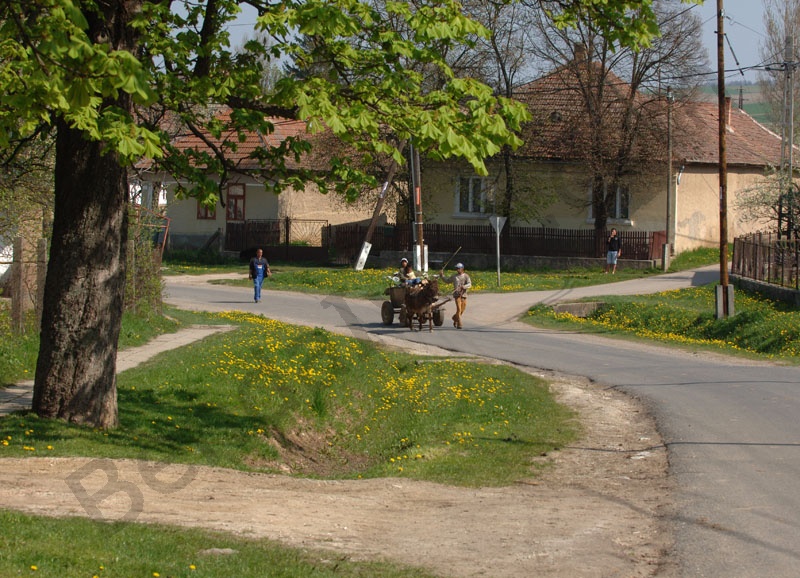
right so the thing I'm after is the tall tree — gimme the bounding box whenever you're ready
[758,0,800,234]
[523,0,707,231]
[0,0,665,428]
[463,0,538,227]
[759,0,800,133]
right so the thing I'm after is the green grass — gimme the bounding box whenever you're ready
[161,249,243,274]
[0,510,436,578]
[0,305,190,386]
[525,284,800,363]
[1,310,578,486]
[0,307,39,385]
[166,246,722,299]
[667,247,719,271]
[205,261,663,299]
[2,305,574,577]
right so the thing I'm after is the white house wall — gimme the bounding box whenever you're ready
[247,182,281,220]
[163,177,390,251]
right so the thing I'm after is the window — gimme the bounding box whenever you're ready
[226,184,245,221]
[588,182,630,222]
[456,176,490,215]
[197,200,217,220]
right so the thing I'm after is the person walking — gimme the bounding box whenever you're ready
[440,262,472,329]
[604,228,622,274]
[249,248,271,302]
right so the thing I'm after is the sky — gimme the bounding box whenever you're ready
[693,0,769,83]
[229,1,772,83]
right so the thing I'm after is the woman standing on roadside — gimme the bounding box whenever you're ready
[604,228,621,274]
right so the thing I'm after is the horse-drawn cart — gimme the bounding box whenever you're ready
[381,280,448,328]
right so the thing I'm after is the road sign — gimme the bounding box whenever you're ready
[489,215,507,233]
[489,216,507,286]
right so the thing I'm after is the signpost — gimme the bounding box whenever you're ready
[489,215,507,287]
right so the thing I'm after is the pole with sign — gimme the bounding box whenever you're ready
[489,215,507,287]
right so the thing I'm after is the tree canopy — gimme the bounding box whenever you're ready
[0,0,681,427]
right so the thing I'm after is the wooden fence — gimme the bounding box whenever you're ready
[328,223,663,263]
[225,218,330,261]
[732,231,799,290]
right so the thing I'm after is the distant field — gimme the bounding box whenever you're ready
[697,82,775,126]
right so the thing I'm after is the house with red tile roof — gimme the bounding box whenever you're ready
[417,63,782,255]
[668,98,783,252]
[135,108,393,255]
[140,68,783,260]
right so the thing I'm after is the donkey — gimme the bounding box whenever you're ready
[404,278,439,331]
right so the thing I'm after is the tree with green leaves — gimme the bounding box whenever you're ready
[0,0,666,428]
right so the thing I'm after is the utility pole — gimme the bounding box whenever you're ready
[716,0,733,318]
[665,86,674,270]
[409,144,426,271]
[781,32,796,239]
[354,159,401,271]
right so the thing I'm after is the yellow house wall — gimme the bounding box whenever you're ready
[673,167,771,253]
[422,164,588,229]
[246,182,281,221]
[278,185,385,225]
[422,161,771,256]
[165,189,224,236]
[422,161,663,231]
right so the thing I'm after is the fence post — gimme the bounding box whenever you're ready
[127,239,136,314]
[10,237,23,334]
[284,216,291,260]
[10,237,37,334]
[36,238,47,328]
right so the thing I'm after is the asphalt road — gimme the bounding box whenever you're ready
[164,267,800,577]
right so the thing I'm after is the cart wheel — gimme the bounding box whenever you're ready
[399,304,408,326]
[381,301,394,325]
[433,308,444,327]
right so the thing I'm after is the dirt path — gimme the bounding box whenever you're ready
[0,369,675,577]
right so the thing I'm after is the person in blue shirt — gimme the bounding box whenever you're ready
[248,248,271,302]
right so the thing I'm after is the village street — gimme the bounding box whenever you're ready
[163,266,800,577]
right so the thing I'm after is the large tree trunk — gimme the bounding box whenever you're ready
[31,0,140,429]
[32,121,128,428]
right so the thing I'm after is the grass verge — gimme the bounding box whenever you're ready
[0,305,189,386]
[0,510,436,578]
[202,262,663,299]
[525,284,800,363]
[1,310,578,487]
[166,247,721,299]
[1,307,575,577]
